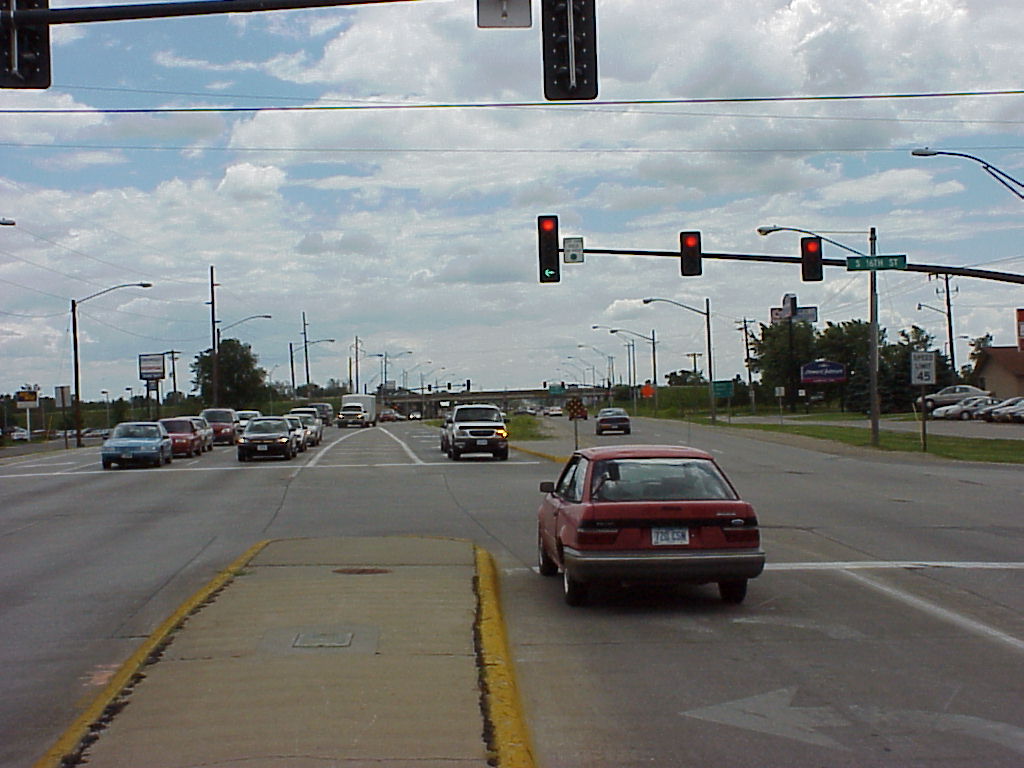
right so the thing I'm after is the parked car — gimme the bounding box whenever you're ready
[189,416,214,452]
[101,421,173,469]
[989,397,1024,422]
[931,395,1001,420]
[915,384,991,412]
[976,397,1024,422]
[285,415,308,452]
[595,407,631,435]
[200,408,240,445]
[441,403,508,460]
[158,417,204,457]
[237,416,297,461]
[408,411,422,420]
[537,445,765,606]
[11,427,30,441]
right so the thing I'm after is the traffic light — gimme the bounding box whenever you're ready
[800,236,823,281]
[1,0,51,89]
[538,215,560,283]
[540,0,598,101]
[680,231,702,276]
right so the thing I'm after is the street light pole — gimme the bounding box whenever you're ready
[71,282,152,447]
[643,296,716,423]
[911,148,1024,200]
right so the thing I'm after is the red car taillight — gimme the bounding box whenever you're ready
[576,526,619,546]
[723,527,759,544]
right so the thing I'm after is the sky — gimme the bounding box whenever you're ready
[1,0,1022,403]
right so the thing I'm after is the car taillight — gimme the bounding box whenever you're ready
[576,526,619,545]
[723,528,759,544]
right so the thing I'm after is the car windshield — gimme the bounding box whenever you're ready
[202,410,234,423]
[598,408,627,417]
[297,414,317,425]
[456,408,501,422]
[247,420,287,434]
[113,424,161,439]
[590,457,736,502]
[160,420,193,433]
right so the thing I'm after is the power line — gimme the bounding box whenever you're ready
[4,88,1022,115]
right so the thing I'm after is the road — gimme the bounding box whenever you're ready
[1,419,1022,767]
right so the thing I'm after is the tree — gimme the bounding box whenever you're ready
[749,320,816,411]
[664,369,705,386]
[965,333,993,383]
[191,338,267,408]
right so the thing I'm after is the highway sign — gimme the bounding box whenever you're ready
[846,255,907,271]
[712,380,734,398]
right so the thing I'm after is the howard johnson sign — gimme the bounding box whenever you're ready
[800,360,847,384]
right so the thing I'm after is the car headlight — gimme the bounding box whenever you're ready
[496,429,508,439]
[277,437,289,443]
[239,437,250,444]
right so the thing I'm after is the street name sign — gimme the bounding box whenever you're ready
[846,255,907,271]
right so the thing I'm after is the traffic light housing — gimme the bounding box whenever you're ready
[540,0,598,101]
[538,215,560,283]
[680,231,702,276]
[1,0,51,89]
[800,236,823,281]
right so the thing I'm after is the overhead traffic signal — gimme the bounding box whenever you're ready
[540,0,598,101]
[538,215,560,283]
[680,231,702,276]
[1,0,51,89]
[800,236,823,281]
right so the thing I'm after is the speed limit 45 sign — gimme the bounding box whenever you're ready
[911,352,936,386]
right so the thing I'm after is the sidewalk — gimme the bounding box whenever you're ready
[37,537,529,768]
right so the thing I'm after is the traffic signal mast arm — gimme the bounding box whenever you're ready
[7,0,409,25]
[576,247,1024,285]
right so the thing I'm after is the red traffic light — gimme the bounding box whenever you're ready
[800,236,823,281]
[538,215,560,283]
[804,239,820,253]
[680,230,702,276]
[540,216,557,232]
[681,233,700,249]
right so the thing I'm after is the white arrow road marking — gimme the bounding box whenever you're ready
[855,707,1024,755]
[681,688,848,748]
[378,426,425,464]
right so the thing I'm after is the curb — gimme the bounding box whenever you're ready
[511,444,569,464]
[475,546,536,768]
[31,540,271,768]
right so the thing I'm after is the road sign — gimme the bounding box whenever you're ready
[563,237,584,263]
[712,380,734,398]
[911,352,936,386]
[846,255,907,271]
[54,385,71,408]
[565,397,588,420]
[771,306,818,324]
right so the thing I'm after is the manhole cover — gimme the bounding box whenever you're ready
[333,567,392,575]
[293,631,354,648]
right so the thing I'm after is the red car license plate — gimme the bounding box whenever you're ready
[652,527,689,546]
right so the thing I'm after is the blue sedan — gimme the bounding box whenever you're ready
[101,422,173,469]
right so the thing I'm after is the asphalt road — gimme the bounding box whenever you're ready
[1,419,1022,767]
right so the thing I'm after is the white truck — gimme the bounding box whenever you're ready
[337,394,377,428]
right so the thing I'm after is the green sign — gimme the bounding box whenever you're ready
[712,380,734,398]
[846,255,907,271]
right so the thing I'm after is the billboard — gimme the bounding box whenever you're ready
[1017,309,1024,352]
[139,353,166,381]
[800,360,847,384]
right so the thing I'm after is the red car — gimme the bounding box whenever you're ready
[200,408,240,445]
[537,445,764,606]
[158,417,204,457]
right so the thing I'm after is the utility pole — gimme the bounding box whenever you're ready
[209,266,219,406]
[302,311,311,390]
[685,352,702,377]
[738,318,756,414]
[935,273,958,380]
[165,349,180,402]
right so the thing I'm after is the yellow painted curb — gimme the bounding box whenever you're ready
[475,546,536,768]
[32,540,271,768]
[510,444,570,464]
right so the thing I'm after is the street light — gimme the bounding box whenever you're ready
[911,148,1024,200]
[643,296,716,423]
[758,224,881,446]
[917,302,957,380]
[599,326,658,411]
[289,338,335,395]
[72,282,152,447]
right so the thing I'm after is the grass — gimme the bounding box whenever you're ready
[710,420,1024,464]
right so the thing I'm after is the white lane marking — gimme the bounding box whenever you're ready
[303,429,365,469]
[378,426,425,464]
[768,561,1024,571]
[839,568,1024,653]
